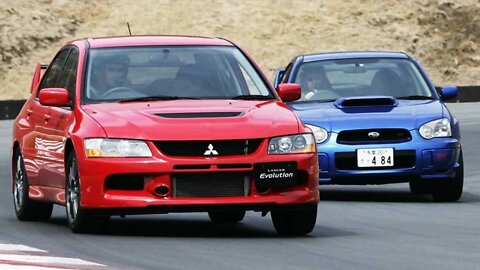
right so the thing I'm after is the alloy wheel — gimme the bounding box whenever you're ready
[13,154,25,212]
[66,156,80,224]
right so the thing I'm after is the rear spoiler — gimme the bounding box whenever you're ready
[30,63,49,93]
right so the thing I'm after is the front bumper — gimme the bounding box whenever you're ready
[317,132,461,184]
[76,144,319,211]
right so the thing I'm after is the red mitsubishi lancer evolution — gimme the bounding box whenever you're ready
[11,35,319,235]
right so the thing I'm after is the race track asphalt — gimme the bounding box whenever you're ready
[0,103,479,270]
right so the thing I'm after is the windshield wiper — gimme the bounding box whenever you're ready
[229,95,274,100]
[395,95,435,100]
[119,95,200,103]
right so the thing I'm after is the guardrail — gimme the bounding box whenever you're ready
[0,100,28,120]
[1,86,479,120]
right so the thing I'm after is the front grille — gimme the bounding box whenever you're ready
[335,150,416,170]
[172,172,249,197]
[173,164,211,170]
[155,139,263,157]
[337,129,411,144]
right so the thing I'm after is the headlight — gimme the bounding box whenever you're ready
[268,134,316,154]
[85,138,152,157]
[419,118,451,139]
[305,124,328,143]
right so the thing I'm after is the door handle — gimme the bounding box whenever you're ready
[26,109,33,116]
[44,114,51,122]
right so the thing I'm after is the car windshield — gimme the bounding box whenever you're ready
[291,58,435,103]
[83,46,273,103]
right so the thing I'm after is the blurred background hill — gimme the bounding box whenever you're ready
[1,0,479,99]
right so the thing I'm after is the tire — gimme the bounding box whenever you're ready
[431,150,464,202]
[271,204,317,236]
[409,181,431,195]
[208,210,246,223]
[65,151,109,233]
[13,148,53,221]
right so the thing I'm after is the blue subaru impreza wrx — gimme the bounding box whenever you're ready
[274,51,463,202]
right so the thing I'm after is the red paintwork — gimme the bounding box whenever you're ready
[38,88,70,107]
[86,35,233,48]
[81,100,300,140]
[276,83,302,102]
[12,36,319,213]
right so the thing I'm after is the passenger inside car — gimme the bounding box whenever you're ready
[370,69,405,96]
[148,53,223,97]
[173,61,222,96]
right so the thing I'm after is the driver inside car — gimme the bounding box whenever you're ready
[298,65,333,100]
[89,55,131,99]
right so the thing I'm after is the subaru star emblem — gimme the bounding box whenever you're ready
[204,144,219,156]
[368,132,380,139]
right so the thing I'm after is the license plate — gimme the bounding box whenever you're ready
[357,148,394,167]
[254,162,297,189]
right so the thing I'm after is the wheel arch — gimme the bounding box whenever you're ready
[12,141,20,162]
[64,138,75,170]
[11,141,21,193]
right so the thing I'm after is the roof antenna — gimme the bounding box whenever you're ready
[127,22,132,36]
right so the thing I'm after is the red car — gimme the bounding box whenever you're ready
[11,35,319,235]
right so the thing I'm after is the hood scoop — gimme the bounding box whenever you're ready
[154,112,243,118]
[335,96,397,108]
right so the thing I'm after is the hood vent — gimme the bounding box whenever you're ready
[155,112,243,118]
[336,96,397,108]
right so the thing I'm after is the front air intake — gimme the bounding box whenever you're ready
[172,172,249,197]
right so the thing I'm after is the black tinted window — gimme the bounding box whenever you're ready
[84,46,272,102]
[291,58,434,102]
[40,49,70,91]
[59,48,79,99]
[281,62,294,83]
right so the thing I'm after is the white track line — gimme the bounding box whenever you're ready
[0,244,47,253]
[0,254,105,266]
[0,243,107,269]
[0,265,75,270]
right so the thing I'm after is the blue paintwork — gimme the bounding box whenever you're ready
[281,51,461,184]
[302,51,409,62]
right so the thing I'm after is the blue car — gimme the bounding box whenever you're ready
[274,51,463,202]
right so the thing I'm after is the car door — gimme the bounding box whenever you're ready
[42,47,79,188]
[33,48,70,187]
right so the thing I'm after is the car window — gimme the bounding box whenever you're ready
[58,48,79,101]
[291,58,434,102]
[83,46,273,103]
[39,48,71,93]
[281,62,294,83]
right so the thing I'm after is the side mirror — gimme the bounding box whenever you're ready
[440,85,458,101]
[39,88,70,107]
[276,83,301,102]
[273,68,286,89]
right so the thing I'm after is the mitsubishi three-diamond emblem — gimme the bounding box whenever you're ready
[204,144,219,156]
